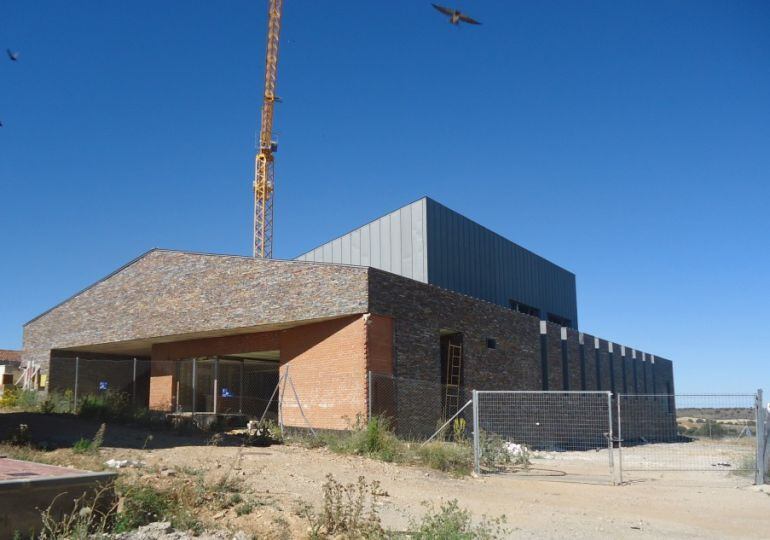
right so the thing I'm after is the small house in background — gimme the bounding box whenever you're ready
[0,349,22,394]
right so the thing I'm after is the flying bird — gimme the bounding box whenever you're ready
[6,49,19,61]
[431,4,481,26]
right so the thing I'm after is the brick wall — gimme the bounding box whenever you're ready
[143,315,394,430]
[26,248,675,440]
[149,359,175,411]
[565,330,582,390]
[280,315,393,430]
[368,268,676,440]
[367,268,674,395]
[545,323,564,390]
[23,250,369,372]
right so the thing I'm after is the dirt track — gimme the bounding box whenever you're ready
[122,442,769,539]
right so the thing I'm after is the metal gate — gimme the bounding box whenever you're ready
[472,389,767,486]
[616,391,765,486]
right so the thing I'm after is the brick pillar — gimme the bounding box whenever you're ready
[594,337,602,391]
[280,316,369,430]
[608,343,616,394]
[539,321,548,391]
[560,327,569,391]
[149,355,175,412]
[579,333,587,390]
[621,346,628,393]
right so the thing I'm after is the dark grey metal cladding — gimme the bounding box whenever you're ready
[295,199,429,283]
[425,198,578,328]
[295,196,578,329]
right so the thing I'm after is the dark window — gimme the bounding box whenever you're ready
[510,299,540,318]
[486,338,497,350]
[547,313,572,327]
[1,374,12,385]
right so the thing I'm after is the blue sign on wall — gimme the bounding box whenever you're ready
[98,381,108,391]
[221,387,233,398]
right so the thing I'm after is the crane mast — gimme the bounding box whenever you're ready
[253,0,283,258]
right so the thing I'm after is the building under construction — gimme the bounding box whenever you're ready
[22,197,675,437]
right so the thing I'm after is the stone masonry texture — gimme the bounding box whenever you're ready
[23,250,369,371]
[25,250,675,439]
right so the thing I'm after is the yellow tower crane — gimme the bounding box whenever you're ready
[253,0,283,258]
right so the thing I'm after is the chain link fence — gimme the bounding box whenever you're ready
[48,355,279,418]
[617,393,763,485]
[470,389,767,486]
[44,357,768,485]
[472,391,615,483]
[48,355,152,411]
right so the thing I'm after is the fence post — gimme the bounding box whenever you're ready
[73,356,80,411]
[472,390,480,476]
[756,389,766,485]
[765,401,769,485]
[617,393,623,485]
[607,392,615,485]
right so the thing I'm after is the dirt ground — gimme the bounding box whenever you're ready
[121,444,766,539]
[2,412,769,539]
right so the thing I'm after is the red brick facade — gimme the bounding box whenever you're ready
[147,314,394,430]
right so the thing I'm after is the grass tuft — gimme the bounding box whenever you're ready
[72,423,106,454]
[409,499,509,539]
[416,441,474,475]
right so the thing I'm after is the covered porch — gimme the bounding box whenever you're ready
[47,313,394,430]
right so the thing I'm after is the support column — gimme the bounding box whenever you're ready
[175,361,181,412]
[239,359,244,414]
[213,357,219,415]
[594,338,602,391]
[608,343,616,394]
[132,357,137,405]
[560,327,569,391]
[579,333,587,390]
[73,356,80,410]
[539,321,548,391]
[192,358,197,413]
[149,356,175,412]
[620,346,628,394]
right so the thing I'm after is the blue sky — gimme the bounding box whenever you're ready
[1,1,768,393]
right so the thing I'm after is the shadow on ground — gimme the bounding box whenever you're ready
[0,411,244,450]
